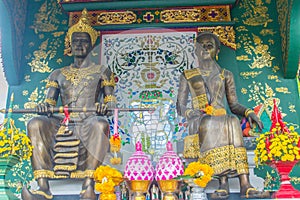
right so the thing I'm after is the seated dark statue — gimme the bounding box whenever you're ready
[176,32,270,199]
[22,9,116,200]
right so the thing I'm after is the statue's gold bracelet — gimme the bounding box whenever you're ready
[185,109,193,118]
[245,108,254,118]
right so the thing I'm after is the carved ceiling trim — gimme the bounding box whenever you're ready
[198,26,236,50]
[68,5,231,26]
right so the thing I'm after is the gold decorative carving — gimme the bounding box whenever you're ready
[61,64,102,86]
[240,0,273,27]
[236,55,251,61]
[102,73,116,87]
[27,2,63,72]
[197,26,236,50]
[241,88,247,95]
[27,39,54,73]
[143,12,155,23]
[70,170,95,179]
[23,88,40,109]
[34,169,95,179]
[31,190,53,200]
[275,87,290,94]
[25,75,31,82]
[55,140,80,147]
[288,104,296,113]
[260,29,277,36]
[97,11,137,25]
[45,98,57,106]
[267,75,281,82]
[246,81,283,119]
[248,34,274,69]
[22,90,29,96]
[184,68,201,79]
[240,71,262,79]
[34,170,67,179]
[53,164,77,172]
[160,5,231,23]
[192,95,207,110]
[31,1,60,34]
[183,134,200,159]
[46,80,59,89]
[104,95,117,103]
[199,145,249,175]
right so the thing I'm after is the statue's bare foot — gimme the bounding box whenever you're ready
[21,186,53,200]
[210,189,229,200]
[79,185,96,200]
[240,187,270,199]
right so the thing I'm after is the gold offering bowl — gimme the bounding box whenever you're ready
[157,180,180,200]
[126,180,152,200]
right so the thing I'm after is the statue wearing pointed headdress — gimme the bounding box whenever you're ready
[22,9,116,200]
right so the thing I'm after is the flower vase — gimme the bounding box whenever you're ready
[271,160,300,198]
[187,181,208,200]
[0,155,19,200]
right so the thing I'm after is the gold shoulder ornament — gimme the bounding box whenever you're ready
[46,80,59,89]
[104,95,117,103]
[184,68,201,80]
[102,73,116,87]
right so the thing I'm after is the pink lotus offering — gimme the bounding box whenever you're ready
[124,141,154,181]
[155,141,184,180]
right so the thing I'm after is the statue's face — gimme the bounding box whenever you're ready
[71,32,92,58]
[195,36,219,61]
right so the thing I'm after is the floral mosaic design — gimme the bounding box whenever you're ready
[101,30,196,159]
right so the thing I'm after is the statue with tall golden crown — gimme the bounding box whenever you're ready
[21,8,116,200]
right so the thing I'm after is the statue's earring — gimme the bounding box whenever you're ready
[216,54,219,61]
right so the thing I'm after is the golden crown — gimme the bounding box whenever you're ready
[67,8,99,46]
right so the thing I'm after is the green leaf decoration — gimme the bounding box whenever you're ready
[254,165,280,191]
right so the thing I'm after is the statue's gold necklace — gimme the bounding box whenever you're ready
[61,64,101,86]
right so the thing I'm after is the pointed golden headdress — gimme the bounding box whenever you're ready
[64,8,98,55]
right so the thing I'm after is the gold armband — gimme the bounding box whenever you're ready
[46,81,59,89]
[245,108,254,117]
[185,109,193,118]
[102,73,116,87]
[44,98,56,106]
[104,95,117,103]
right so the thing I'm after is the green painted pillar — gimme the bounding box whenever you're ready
[0,155,19,200]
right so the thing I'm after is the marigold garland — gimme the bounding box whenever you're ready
[94,165,123,196]
[109,133,122,165]
[183,161,214,188]
[110,134,121,152]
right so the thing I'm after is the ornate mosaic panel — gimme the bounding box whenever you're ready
[100,30,196,159]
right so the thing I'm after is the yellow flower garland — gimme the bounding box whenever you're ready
[184,161,214,188]
[110,135,121,152]
[254,124,300,165]
[94,165,123,195]
[0,119,33,160]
